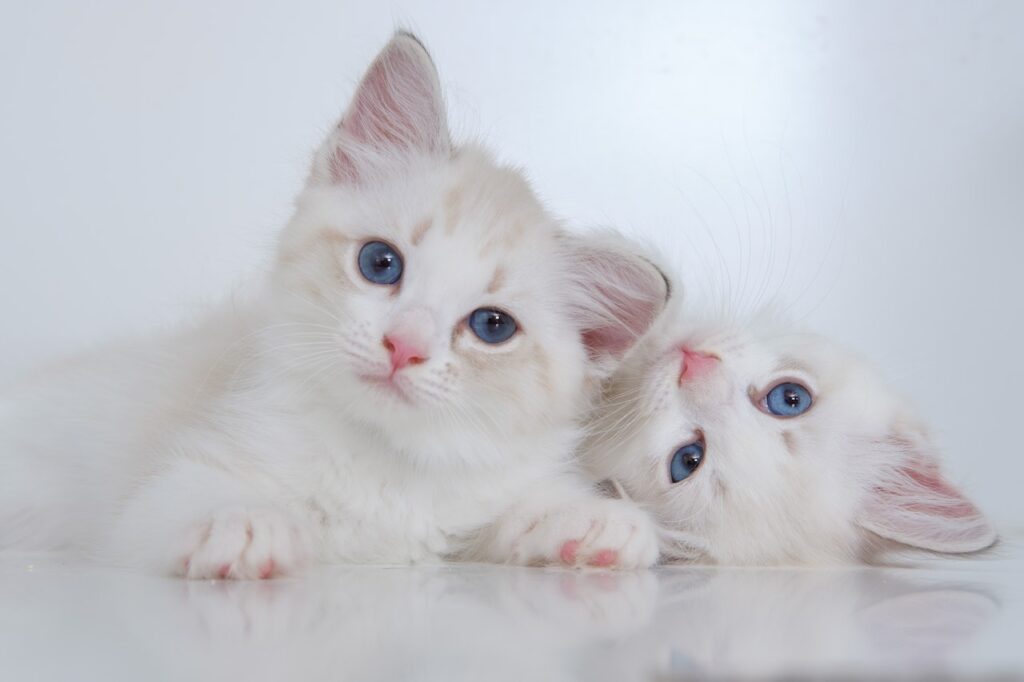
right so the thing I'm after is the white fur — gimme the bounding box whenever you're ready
[0,33,666,577]
[582,300,997,564]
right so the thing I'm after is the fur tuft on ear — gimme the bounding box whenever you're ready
[312,31,451,185]
[857,434,996,554]
[560,230,671,377]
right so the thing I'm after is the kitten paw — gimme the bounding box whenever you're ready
[179,507,309,580]
[511,499,659,569]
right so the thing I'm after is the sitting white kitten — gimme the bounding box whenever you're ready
[0,33,667,577]
[582,301,997,564]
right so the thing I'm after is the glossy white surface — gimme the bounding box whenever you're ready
[2,539,1022,681]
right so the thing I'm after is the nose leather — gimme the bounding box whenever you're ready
[679,348,719,384]
[383,335,428,373]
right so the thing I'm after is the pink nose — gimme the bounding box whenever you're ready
[679,348,718,384]
[383,335,428,373]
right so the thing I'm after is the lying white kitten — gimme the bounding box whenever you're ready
[582,301,997,564]
[0,33,668,577]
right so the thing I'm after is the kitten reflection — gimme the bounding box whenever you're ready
[7,561,996,682]
[587,568,999,680]
[137,566,659,682]
[160,567,997,681]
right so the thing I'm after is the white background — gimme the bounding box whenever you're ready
[1,1,1021,527]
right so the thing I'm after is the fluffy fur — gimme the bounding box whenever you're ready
[582,299,997,564]
[0,33,669,577]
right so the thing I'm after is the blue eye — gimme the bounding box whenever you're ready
[468,308,518,344]
[764,382,813,417]
[358,241,403,285]
[669,440,704,483]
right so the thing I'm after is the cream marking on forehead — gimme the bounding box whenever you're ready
[774,355,815,377]
[410,217,433,246]
[486,267,506,294]
[781,430,797,454]
[443,186,463,234]
[476,209,528,254]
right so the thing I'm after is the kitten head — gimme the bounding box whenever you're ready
[267,33,668,463]
[583,304,996,563]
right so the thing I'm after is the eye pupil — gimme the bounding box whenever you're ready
[469,308,518,344]
[764,382,813,417]
[670,440,705,483]
[358,241,403,285]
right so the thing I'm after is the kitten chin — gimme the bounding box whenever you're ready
[581,302,997,565]
[0,31,669,577]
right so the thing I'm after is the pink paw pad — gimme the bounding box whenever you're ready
[589,549,618,568]
[258,559,275,580]
[217,564,232,579]
[560,540,581,564]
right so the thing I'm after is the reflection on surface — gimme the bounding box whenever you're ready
[587,569,1000,680]
[0,554,1013,681]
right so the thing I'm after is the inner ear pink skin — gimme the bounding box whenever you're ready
[892,460,982,519]
[565,233,669,363]
[679,348,719,384]
[342,42,443,151]
[327,33,449,184]
[858,447,996,554]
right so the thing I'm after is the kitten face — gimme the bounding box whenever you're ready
[264,34,667,463]
[276,151,586,448]
[583,307,996,564]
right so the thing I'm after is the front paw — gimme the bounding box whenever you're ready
[179,506,310,580]
[509,499,659,569]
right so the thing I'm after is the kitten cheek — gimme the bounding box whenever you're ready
[455,350,542,404]
[449,333,528,382]
[454,350,517,384]
[456,328,526,355]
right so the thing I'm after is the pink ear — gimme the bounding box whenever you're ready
[858,440,996,554]
[320,32,450,184]
[562,231,670,366]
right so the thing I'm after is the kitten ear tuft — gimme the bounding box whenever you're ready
[561,231,671,375]
[857,434,996,554]
[313,31,451,185]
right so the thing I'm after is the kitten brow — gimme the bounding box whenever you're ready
[410,217,432,245]
[773,355,814,377]
[486,267,506,294]
[444,186,463,234]
[781,430,798,454]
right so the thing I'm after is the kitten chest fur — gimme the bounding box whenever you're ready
[151,316,581,565]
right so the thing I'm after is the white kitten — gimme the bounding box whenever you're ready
[582,300,997,564]
[0,33,668,577]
